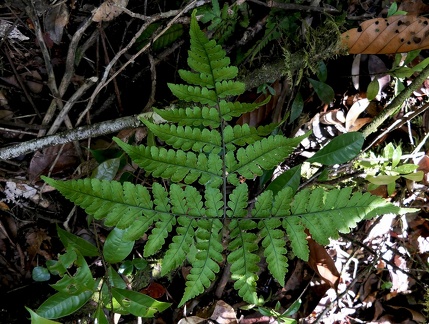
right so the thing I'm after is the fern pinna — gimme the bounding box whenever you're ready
[43,11,409,307]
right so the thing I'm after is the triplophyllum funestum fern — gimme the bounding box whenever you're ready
[43,10,414,307]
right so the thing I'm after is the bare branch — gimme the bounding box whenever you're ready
[0,116,141,160]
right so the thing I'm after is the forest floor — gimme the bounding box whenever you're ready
[0,0,429,323]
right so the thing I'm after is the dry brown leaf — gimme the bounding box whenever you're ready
[342,15,429,54]
[236,79,285,127]
[92,0,129,22]
[44,3,69,44]
[306,231,340,289]
[28,143,79,183]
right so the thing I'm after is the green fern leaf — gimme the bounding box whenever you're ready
[161,216,195,275]
[153,107,220,127]
[227,183,248,218]
[272,187,293,217]
[228,219,260,304]
[180,218,223,306]
[114,138,223,187]
[254,191,288,286]
[224,124,279,149]
[167,84,218,106]
[144,214,176,257]
[219,99,271,120]
[144,184,175,257]
[42,177,160,240]
[283,216,309,261]
[142,120,222,153]
[215,80,246,98]
[204,187,224,217]
[187,11,236,81]
[295,188,402,246]
[178,66,238,87]
[228,135,307,179]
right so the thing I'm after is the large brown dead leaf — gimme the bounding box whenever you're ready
[306,231,340,289]
[342,15,429,54]
[28,143,79,183]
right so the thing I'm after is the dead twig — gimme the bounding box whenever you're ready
[79,0,209,125]
[0,116,142,160]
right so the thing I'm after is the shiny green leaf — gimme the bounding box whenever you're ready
[104,228,134,263]
[307,132,364,165]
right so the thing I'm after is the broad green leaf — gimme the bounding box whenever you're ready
[91,157,121,180]
[26,307,61,324]
[316,61,328,82]
[133,258,149,270]
[366,79,379,101]
[391,145,402,167]
[103,228,134,263]
[94,306,109,324]
[393,164,419,174]
[366,174,399,185]
[47,249,77,276]
[266,165,301,195]
[289,92,304,124]
[36,290,93,319]
[56,225,99,257]
[404,50,420,65]
[308,78,334,104]
[111,287,171,317]
[411,57,429,72]
[307,132,364,165]
[390,66,414,78]
[387,2,398,16]
[283,298,302,316]
[402,171,424,181]
[50,254,96,294]
[32,266,50,282]
[107,266,127,289]
[118,260,134,276]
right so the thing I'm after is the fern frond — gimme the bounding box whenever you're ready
[215,80,246,98]
[144,214,176,257]
[41,177,168,241]
[253,190,288,286]
[114,138,223,187]
[273,186,406,260]
[204,187,224,217]
[153,107,220,127]
[161,216,195,275]
[167,84,218,106]
[180,218,223,306]
[228,219,260,304]
[226,183,249,218]
[188,10,236,80]
[224,124,278,148]
[227,134,307,179]
[142,120,222,153]
[219,99,271,121]
[283,216,309,261]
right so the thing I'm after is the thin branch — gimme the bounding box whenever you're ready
[78,0,209,126]
[249,0,340,14]
[47,77,98,135]
[363,101,429,152]
[0,116,141,160]
[362,63,429,139]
